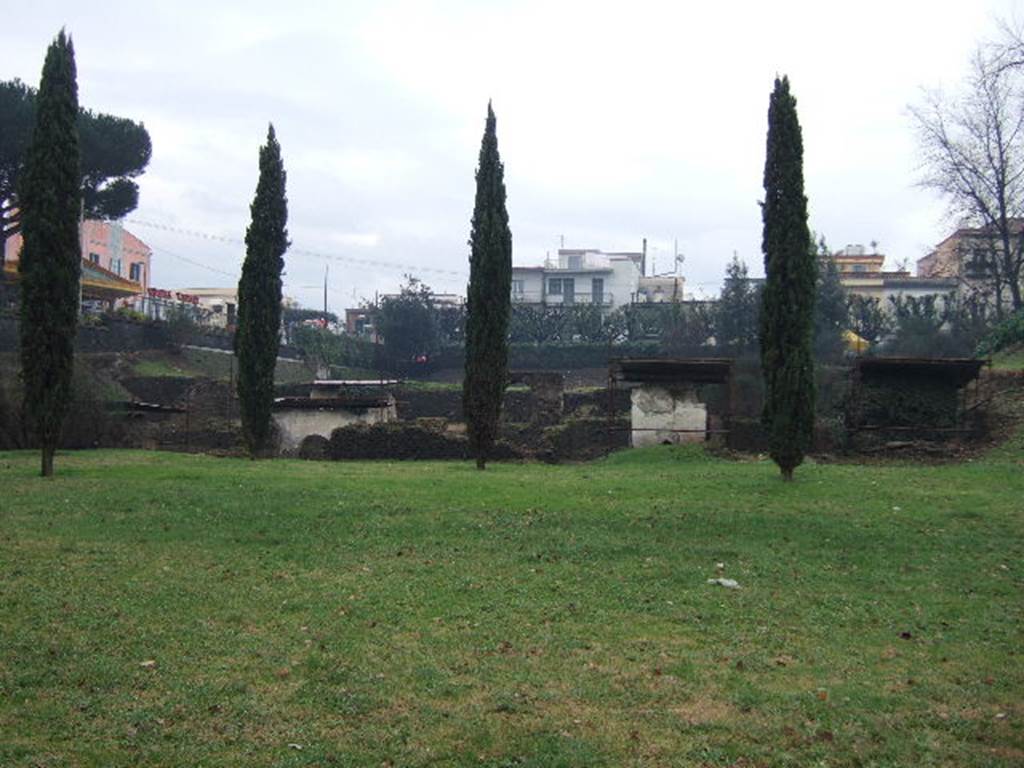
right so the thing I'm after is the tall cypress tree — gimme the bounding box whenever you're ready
[236,124,288,457]
[18,30,81,478]
[759,76,815,481]
[463,103,512,470]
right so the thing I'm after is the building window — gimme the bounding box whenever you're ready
[88,252,100,264]
[129,262,143,282]
[567,255,582,270]
[852,264,866,273]
[548,277,574,303]
[511,279,524,296]
[110,258,122,275]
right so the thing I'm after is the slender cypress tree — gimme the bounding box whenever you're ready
[759,76,816,481]
[463,102,512,470]
[18,30,81,478]
[236,124,288,457]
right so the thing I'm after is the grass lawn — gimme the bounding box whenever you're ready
[992,344,1024,371]
[129,349,312,384]
[1,445,1022,767]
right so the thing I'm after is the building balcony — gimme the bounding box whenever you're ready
[511,291,613,307]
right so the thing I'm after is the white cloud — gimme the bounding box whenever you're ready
[1,0,1018,308]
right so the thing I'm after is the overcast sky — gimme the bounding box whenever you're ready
[3,1,1020,309]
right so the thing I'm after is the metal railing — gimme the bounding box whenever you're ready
[511,291,613,306]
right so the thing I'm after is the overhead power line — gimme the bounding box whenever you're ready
[149,243,238,278]
[127,218,467,279]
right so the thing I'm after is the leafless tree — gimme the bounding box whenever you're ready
[911,32,1024,316]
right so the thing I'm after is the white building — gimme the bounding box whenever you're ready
[511,248,684,313]
[179,287,238,328]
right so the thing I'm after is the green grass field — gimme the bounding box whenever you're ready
[1,445,1022,767]
[993,344,1024,371]
[130,348,312,384]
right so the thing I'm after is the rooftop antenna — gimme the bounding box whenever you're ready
[642,237,647,277]
[559,234,564,249]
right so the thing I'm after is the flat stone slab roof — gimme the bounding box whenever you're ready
[610,357,734,385]
[854,357,986,387]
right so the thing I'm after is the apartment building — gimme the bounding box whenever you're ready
[512,247,684,313]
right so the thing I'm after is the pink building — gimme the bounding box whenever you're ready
[4,219,152,295]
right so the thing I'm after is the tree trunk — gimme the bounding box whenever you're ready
[1009,272,1023,311]
[476,456,486,470]
[41,444,54,477]
[780,466,794,482]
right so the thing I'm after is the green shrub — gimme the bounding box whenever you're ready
[114,306,147,323]
[977,309,1024,356]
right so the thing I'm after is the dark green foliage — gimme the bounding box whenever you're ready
[236,124,288,456]
[437,301,466,346]
[165,303,202,347]
[566,303,606,342]
[977,308,1024,355]
[463,103,512,469]
[883,294,950,356]
[846,295,891,344]
[759,76,816,480]
[281,307,337,345]
[508,304,612,344]
[619,304,663,340]
[18,31,81,477]
[852,377,960,430]
[0,77,150,264]
[607,302,716,350]
[716,255,761,354]
[0,80,35,262]
[435,341,663,372]
[78,109,151,219]
[882,293,986,358]
[509,304,557,344]
[378,276,442,370]
[290,325,376,373]
[812,237,848,359]
[943,291,994,354]
[506,301,713,352]
[660,301,716,354]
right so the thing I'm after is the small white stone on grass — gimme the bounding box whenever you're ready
[707,578,741,589]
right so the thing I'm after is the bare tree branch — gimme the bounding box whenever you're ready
[911,40,1024,314]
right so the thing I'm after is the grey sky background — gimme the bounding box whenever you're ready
[3,1,1020,309]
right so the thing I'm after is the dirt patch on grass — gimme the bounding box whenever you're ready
[668,697,737,725]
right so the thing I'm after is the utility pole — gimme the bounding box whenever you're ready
[323,264,329,315]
